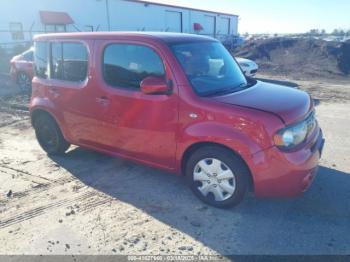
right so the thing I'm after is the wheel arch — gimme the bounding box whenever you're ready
[30,107,71,142]
[31,108,56,126]
[180,141,255,192]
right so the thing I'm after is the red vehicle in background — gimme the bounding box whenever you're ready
[10,47,34,92]
[30,32,325,208]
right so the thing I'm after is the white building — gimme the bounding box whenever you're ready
[0,0,238,45]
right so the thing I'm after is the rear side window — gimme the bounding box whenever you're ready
[103,44,165,89]
[34,42,48,79]
[50,42,88,82]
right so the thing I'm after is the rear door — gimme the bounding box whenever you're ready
[46,40,103,144]
[93,40,179,169]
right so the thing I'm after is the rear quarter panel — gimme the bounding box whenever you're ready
[30,77,73,143]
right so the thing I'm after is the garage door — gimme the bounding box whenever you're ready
[165,11,182,32]
[218,17,230,35]
[204,15,216,37]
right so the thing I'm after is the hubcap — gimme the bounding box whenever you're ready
[18,73,31,91]
[193,158,236,202]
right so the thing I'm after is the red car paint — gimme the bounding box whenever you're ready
[30,32,324,198]
[10,48,34,84]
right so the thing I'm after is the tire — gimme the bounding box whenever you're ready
[17,72,32,93]
[33,114,70,155]
[185,146,249,208]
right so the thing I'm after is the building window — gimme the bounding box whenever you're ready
[56,24,66,32]
[9,22,24,40]
[45,24,66,33]
[103,44,165,90]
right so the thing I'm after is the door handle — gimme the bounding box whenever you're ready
[96,96,110,106]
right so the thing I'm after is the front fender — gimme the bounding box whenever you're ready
[176,120,273,174]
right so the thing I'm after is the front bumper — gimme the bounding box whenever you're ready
[250,128,324,198]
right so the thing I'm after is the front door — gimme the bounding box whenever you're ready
[93,40,179,169]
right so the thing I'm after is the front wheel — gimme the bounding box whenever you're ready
[185,146,250,208]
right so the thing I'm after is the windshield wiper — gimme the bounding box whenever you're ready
[201,87,237,97]
[236,82,247,89]
[201,82,248,97]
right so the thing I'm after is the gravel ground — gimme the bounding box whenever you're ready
[0,76,349,255]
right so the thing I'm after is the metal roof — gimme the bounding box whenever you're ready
[39,11,74,25]
[123,0,238,17]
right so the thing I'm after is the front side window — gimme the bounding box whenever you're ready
[170,41,249,97]
[50,42,88,82]
[34,41,48,79]
[103,44,165,89]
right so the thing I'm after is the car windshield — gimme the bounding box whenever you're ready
[170,41,249,97]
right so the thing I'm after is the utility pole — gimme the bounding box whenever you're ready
[106,0,111,31]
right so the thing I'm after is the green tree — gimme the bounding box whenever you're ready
[332,29,339,36]
[309,29,320,36]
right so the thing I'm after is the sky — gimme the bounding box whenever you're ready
[143,0,350,34]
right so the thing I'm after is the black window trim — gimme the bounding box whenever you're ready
[101,42,167,91]
[48,40,89,83]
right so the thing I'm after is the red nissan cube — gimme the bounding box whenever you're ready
[30,32,324,208]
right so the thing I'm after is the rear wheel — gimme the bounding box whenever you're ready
[33,114,70,155]
[17,72,31,93]
[185,146,249,208]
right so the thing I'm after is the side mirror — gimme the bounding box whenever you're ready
[140,76,170,95]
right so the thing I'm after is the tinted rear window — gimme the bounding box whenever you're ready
[62,43,88,82]
[50,42,88,82]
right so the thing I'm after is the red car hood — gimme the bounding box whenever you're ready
[213,81,312,124]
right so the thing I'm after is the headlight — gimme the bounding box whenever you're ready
[274,120,308,150]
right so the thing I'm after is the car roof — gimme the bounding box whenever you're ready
[33,32,218,44]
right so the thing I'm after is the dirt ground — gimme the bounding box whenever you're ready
[0,74,350,255]
[234,38,350,80]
